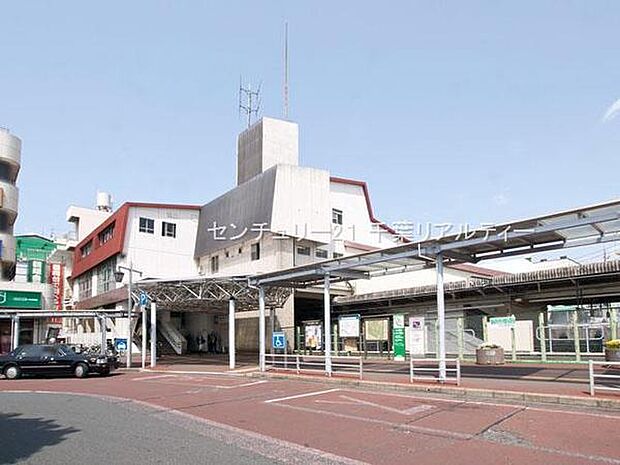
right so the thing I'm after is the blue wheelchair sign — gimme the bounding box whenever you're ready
[272,332,286,350]
[114,338,128,352]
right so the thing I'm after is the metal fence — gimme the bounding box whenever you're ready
[410,358,461,385]
[264,354,363,379]
[588,360,620,396]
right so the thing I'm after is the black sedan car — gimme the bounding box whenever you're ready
[0,344,116,380]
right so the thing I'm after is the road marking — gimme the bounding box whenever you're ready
[135,374,177,381]
[215,380,268,389]
[339,394,433,416]
[265,388,341,404]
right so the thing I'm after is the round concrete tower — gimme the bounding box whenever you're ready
[0,128,21,280]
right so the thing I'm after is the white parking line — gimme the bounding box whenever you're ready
[339,395,433,416]
[265,388,341,404]
[135,374,177,381]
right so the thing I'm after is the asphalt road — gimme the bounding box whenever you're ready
[0,393,282,465]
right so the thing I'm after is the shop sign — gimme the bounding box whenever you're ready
[392,314,406,361]
[409,316,425,355]
[489,316,516,327]
[0,290,42,309]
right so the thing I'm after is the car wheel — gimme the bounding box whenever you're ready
[74,363,88,378]
[4,365,21,380]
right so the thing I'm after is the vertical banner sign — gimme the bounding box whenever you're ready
[49,264,65,323]
[409,316,425,355]
[392,314,406,361]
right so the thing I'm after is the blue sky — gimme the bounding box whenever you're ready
[2,1,619,246]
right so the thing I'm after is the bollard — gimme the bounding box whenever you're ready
[511,325,517,362]
[611,308,618,341]
[482,316,489,343]
[589,359,595,396]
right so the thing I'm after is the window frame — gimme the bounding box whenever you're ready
[210,255,219,274]
[139,217,155,234]
[251,242,260,261]
[161,221,177,238]
[332,208,343,225]
[296,245,311,256]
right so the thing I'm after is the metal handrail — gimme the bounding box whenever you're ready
[588,360,620,396]
[410,358,460,385]
[264,353,363,379]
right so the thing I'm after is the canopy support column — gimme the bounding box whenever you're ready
[99,316,107,355]
[259,286,266,372]
[150,302,157,368]
[12,316,20,350]
[324,273,332,376]
[229,298,236,370]
[436,253,446,382]
[141,305,147,369]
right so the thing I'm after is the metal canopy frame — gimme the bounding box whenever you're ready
[251,199,620,288]
[135,276,291,312]
[250,199,620,381]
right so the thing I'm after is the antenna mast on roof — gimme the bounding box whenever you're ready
[283,21,289,120]
[239,77,261,128]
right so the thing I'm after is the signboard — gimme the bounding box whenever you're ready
[272,331,286,350]
[304,324,322,350]
[364,319,388,340]
[409,316,425,355]
[392,314,406,361]
[114,338,128,352]
[489,316,516,327]
[139,291,149,306]
[0,290,42,309]
[49,263,65,311]
[338,315,360,338]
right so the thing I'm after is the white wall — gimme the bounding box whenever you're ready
[121,206,200,280]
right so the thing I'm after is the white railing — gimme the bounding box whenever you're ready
[410,358,461,385]
[264,354,363,379]
[159,320,187,355]
[589,360,620,396]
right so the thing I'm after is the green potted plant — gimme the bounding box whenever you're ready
[604,339,620,362]
[476,343,505,365]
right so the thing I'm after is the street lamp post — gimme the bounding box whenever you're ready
[115,262,142,368]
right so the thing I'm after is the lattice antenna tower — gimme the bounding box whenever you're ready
[239,77,261,128]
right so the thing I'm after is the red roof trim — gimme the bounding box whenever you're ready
[330,176,405,241]
[72,202,201,279]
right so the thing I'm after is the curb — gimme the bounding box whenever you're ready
[250,371,620,410]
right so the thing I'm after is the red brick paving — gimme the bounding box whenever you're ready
[1,371,619,465]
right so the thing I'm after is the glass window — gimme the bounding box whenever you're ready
[78,272,93,298]
[97,257,117,294]
[332,209,343,225]
[251,243,260,261]
[297,245,311,256]
[316,249,329,259]
[16,345,45,358]
[333,252,344,259]
[80,241,93,258]
[98,222,115,245]
[139,217,155,234]
[210,255,219,273]
[162,221,176,238]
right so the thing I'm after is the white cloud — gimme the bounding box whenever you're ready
[602,98,620,123]
[493,193,509,206]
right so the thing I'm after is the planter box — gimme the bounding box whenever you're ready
[605,348,620,362]
[476,347,505,365]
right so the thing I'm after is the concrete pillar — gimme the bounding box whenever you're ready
[482,316,489,343]
[324,273,332,376]
[150,302,157,368]
[538,312,547,362]
[611,308,618,341]
[572,310,581,362]
[456,317,464,361]
[229,298,236,370]
[270,307,275,355]
[436,253,446,382]
[259,287,266,372]
[510,325,517,362]
[99,316,107,355]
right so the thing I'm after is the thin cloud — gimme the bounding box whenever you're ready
[602,98,620,123]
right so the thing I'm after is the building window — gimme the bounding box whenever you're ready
[162,221,176,238]
[332,208,343,225]
[139,217,154,234]
[333,252,344,259]
[80,241,93,258]
[78,272,92,299]
[96,257,117,294]
[316,249,328,259]
[238,247,243,254]
[98,222,115,245]
[210,255,219,274]
[297,245,311,256]
[225,250,230,258]
[251,243,260,261]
